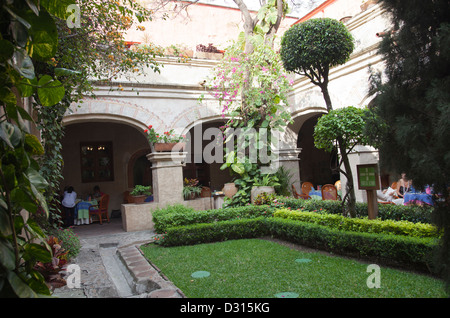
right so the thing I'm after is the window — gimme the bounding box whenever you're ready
[80,142,114,182]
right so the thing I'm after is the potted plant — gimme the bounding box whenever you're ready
[129,185,151,203]
[360,0,378,11]
[183,178,202,200]
[195,43,224,60]
[251,174,280,204]
[144,125,186,152]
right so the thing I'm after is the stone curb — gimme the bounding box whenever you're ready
[116,244,186,298]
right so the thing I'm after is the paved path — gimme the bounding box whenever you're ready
[52,218,185,298]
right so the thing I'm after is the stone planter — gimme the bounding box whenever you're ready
[153,142,185,152]
[222,182,238,198]
[195,51,224,60]
[251,186,275,204]
[129,195,147,204]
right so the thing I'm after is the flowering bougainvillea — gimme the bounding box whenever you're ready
[205,41,293,130]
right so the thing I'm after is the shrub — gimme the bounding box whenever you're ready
[152,204,274,233]
[275,196,434,223]
[274,208,440,238]
[48,228,81,259]
[266,218,438,271]
[159,218,269,247]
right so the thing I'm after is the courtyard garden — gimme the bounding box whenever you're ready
[140,198,446,298]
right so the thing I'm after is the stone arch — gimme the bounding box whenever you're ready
[64,97,166,133]
[289,108,339,186]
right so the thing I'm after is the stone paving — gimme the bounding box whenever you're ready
[52,217,185,298]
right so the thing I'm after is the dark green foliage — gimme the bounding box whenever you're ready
[160,218,269,247]
[314,107,371,152]
[275,197,434,224]
[367,0,450,293]
[266,218,437,272]
[152,204,274,233]
[280,18,354,75]
[280,18,354,111]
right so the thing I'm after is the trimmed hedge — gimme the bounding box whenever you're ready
[159,218,269,246]
[151,203,440,271]
[266,218,437,271]
[274,208,441,238]
[275,197,434,224]
[156,216,437,271]
[153,204,274,233]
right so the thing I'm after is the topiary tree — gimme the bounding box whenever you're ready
[314,107,374,217]
[280,18,358,216]
[280,18,354,111]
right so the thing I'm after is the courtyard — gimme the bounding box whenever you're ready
[1,0,449,301]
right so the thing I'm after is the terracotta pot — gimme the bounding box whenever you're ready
[222,183,238,198]
[153,142,185,152]
[360,0,378,11]
[251,186,275,204]
[130,195,146,204]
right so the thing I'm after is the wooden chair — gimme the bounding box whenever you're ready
[301,182,314,196]
[89,194,110,225]
[292,184,310,200]
[321,184,338,201]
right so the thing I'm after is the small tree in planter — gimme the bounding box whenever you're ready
[130,185,152,203]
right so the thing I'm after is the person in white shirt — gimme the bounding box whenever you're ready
[62,186,77,227]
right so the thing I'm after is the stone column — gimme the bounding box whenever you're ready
[147,152,187,204]
[275,148,302,194]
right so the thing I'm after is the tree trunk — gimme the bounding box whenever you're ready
[337,136,357,218]
[320,82,333,112]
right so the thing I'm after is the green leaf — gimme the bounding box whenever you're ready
[25,9,58,61]
[0,239,15,270]
[24,243,52,263]
[54,67,81,76]
[0,204,12,236]
[0,122,22,148]
[3,6,32,29]
[10,49,35,79]
[25,134,44,155]
[37,75,65,106]
[7,271,38,298]
[17,77,38,98]
[0,87,17,106]
[0,39,15,62]
[26,168,48,191]
[10,188,37,214]
[40,0,76,20]
[10,20,29,48]
[231,163,245,175]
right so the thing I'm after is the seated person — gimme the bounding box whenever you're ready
[377,186,396,202]
[92,185,104,200]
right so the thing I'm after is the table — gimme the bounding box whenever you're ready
[75,200,97,225]
[309,190,322,200]
[403,193,433,206]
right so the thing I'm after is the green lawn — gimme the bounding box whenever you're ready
[141,238,446,298]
